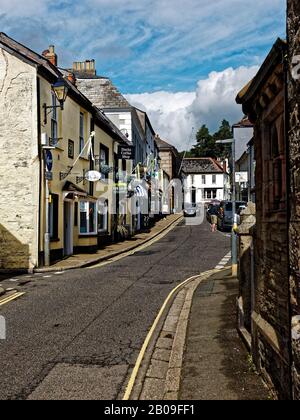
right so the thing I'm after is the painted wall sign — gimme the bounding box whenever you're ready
[118,145,135,160]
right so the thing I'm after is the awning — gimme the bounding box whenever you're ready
[62,181,88,200]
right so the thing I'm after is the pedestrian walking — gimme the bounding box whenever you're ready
[210,206,219,232]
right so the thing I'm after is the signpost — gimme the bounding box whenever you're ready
[43,150,53,267]
[45,150,53,172]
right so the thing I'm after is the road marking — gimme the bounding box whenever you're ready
[54,272,65,275]
[88,217,183,270]
[0,292,25,307]
[123,267,223,400]
[215,252,231,270]
[43,275,52,278]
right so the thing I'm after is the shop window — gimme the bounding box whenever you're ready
[80,201,97,234]
[100,144,109,181]
[98,200,108,233]
[204,189,217,200]
[49,194,59,240]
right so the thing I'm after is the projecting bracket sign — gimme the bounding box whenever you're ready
[118,145,135,160]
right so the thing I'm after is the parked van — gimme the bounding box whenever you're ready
[217,201,247,231]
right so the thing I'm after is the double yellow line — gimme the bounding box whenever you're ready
[123,268,218,400]
[0,292,25,307]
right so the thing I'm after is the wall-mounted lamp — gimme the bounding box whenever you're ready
[43,78,69,125]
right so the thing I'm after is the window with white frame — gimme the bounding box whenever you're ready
[202,175,206,185]
[212,174,217,184]
[79,112,85,154]
[79,201,97,234]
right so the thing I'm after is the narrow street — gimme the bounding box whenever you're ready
[0,221,229,400]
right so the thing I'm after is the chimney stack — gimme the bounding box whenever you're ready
[72,60,96,77]
[67,71,76,85]
[42,45,57,67]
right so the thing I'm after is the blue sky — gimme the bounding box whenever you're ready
[0,0,286,148]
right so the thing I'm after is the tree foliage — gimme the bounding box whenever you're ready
[187,120,232,159]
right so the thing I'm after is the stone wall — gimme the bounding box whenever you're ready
[159,151,173,180]
[237,202,256,336]
[0,48,40,269]
[253,114,291,399]
[288,0,300,400]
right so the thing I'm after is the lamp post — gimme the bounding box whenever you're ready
[216,138,238,277]
[42,78,68,266]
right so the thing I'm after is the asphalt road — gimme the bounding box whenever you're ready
[0,220,230,400]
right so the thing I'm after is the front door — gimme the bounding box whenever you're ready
[64,201,73,256]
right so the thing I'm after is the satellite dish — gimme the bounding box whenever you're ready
[85,170,102,182]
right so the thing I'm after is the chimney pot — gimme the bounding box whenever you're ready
[42,45,57,67]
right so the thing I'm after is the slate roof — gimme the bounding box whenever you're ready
[181,158,225,174]
[155,136,178,152]
[76,77,131,109]
[0,32,129,145]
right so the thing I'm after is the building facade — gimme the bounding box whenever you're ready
[0,33,130,270]
[74,64,161,230]
[155,136,181,213]
[236,38,295,399]
[233,117,254,203]
[288,0,300,399]
[181,158,229,206]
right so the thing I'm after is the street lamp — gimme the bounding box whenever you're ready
[216,138,238,277]
[43,78,69,124]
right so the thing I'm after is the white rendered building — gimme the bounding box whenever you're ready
[182,158,230,206]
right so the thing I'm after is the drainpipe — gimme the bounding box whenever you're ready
[37,77,42,268]
[232,137,238,277]
[44,169,50,267]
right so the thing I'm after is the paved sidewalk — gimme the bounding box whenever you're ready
[179,269,270,400]
[132,268,270,401]
[35,214,182,273]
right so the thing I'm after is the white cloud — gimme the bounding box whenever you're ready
[126,65,258,151]
[0,0,48,16]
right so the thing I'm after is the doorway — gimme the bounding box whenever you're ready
[64,201,73,256]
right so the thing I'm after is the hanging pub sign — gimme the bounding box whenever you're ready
[118,145,135,160]
[85,170,102,182]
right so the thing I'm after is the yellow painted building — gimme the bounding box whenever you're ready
[0,33,132,270]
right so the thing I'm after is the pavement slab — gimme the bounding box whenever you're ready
[180,271,270,401]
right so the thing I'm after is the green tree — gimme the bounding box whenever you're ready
[213,120,232,159]
[190,125,216,158]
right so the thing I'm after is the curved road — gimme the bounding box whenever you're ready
[0,220,230,400]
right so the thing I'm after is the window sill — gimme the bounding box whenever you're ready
[79,156,89,161]
[79,234,98,238]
